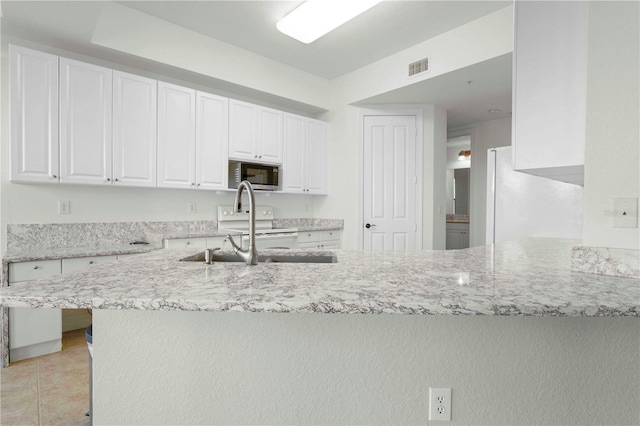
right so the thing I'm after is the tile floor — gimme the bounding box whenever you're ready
[1,329,91,425]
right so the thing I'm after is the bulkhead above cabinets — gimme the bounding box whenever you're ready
[8,44,330,195]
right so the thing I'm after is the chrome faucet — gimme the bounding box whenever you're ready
[227,180,259,265]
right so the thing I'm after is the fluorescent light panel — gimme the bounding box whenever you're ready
[277,0,383,44]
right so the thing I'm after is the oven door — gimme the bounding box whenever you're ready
[242,233,298,250]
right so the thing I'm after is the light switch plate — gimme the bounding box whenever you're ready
[612,198,638,228]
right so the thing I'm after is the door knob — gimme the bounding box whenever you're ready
[365,223,376,229]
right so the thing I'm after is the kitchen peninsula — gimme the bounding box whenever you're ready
[1,238,639,424]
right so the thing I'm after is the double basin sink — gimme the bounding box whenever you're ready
[180,250,338,264]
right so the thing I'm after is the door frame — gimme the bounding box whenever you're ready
[358,108,424,250]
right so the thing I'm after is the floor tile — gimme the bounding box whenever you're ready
[0,329,89,425]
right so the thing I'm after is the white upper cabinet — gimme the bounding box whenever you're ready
[113,71,157,187]
[512,1,588,186]
[282,114,306,193]
[306,119,328,194]
[59,58,113,185]
[229,99,283,164]
[9,45,60,183]
[157,82,196,189]
[196,92,229,190]
[283,113,328,194]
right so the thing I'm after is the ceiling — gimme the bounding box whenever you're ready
[1,0,513,129]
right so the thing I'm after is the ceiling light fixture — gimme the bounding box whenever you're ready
[458,150,471,161]
[277,0,383,44]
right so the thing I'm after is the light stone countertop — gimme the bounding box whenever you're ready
[1,238,638,317]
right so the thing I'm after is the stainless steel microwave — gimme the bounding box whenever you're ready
[229,161,280,191]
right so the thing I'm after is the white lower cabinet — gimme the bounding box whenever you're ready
[61,256,118,333]
[8,254,121,362]
[164,236,233,250]
[298,230,341,249]
[206,236,233,251]
[8,260,62,362]
[163,237,207,250]
[446,223,470,250]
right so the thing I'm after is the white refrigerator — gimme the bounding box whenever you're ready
[486,147,583,244]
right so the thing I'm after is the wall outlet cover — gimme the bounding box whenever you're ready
[429,387,452,421]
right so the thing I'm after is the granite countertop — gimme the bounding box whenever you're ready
[1,238,638,317]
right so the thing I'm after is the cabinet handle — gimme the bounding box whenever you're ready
[107,178,111,182]
[52,175,57,179]
[33,265,39,270]
[89,261,94,265]
[186,242,191,245]
[197,183,201,187]
[259,155,262,159]
[115,178,119,182]
[191,183,195,186]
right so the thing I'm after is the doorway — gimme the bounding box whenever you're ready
[362,114,422,250]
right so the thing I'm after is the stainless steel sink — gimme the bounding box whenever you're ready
[180,250,338,264]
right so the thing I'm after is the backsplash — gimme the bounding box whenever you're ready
[6,221,218,251]
[571,245,640,278]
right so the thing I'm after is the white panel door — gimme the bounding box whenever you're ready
[282,113,306,193]
[257,106,283,164]
[157,82,196,189]
[363,115,418,251]
[60,58,112,185]
[196,91,229,190]
[306,119,328,194]
[113,71,157,187]
[9,45,59,183]
[228,99,257,161]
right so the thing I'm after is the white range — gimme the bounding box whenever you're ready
[217,206,299,250]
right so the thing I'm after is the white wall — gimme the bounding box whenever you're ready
[94,309,640,425]
[582,1,640,250]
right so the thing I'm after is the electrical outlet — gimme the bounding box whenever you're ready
[58,200,70,215]
[188,202,196,214]
[429,388,451,421]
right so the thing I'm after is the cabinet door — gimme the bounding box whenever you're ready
[157,82,196,188]
[164,238,207,249]
[60,58,112,185]
[113,71,157,187]
[206,236,232,251]
[196,92,229,190]
[228,99,257,161]
[9,45,59,183]
[306,119,328,194]
[282,114,306,193]
[257,107,283,164]
[62,255,118,273]
[8,259,62,361]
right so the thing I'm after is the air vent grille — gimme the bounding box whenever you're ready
[409,58,429,76]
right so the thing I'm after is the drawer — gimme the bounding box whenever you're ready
[62,255,118,273]
[164,237,207,249]
[206,236,232,250]
[298,230,341,244]
[8,259,62,283]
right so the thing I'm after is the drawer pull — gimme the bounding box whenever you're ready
[33,265,39,270]
[89,261,94,265]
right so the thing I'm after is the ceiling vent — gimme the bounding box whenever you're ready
[408,58,429,77]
